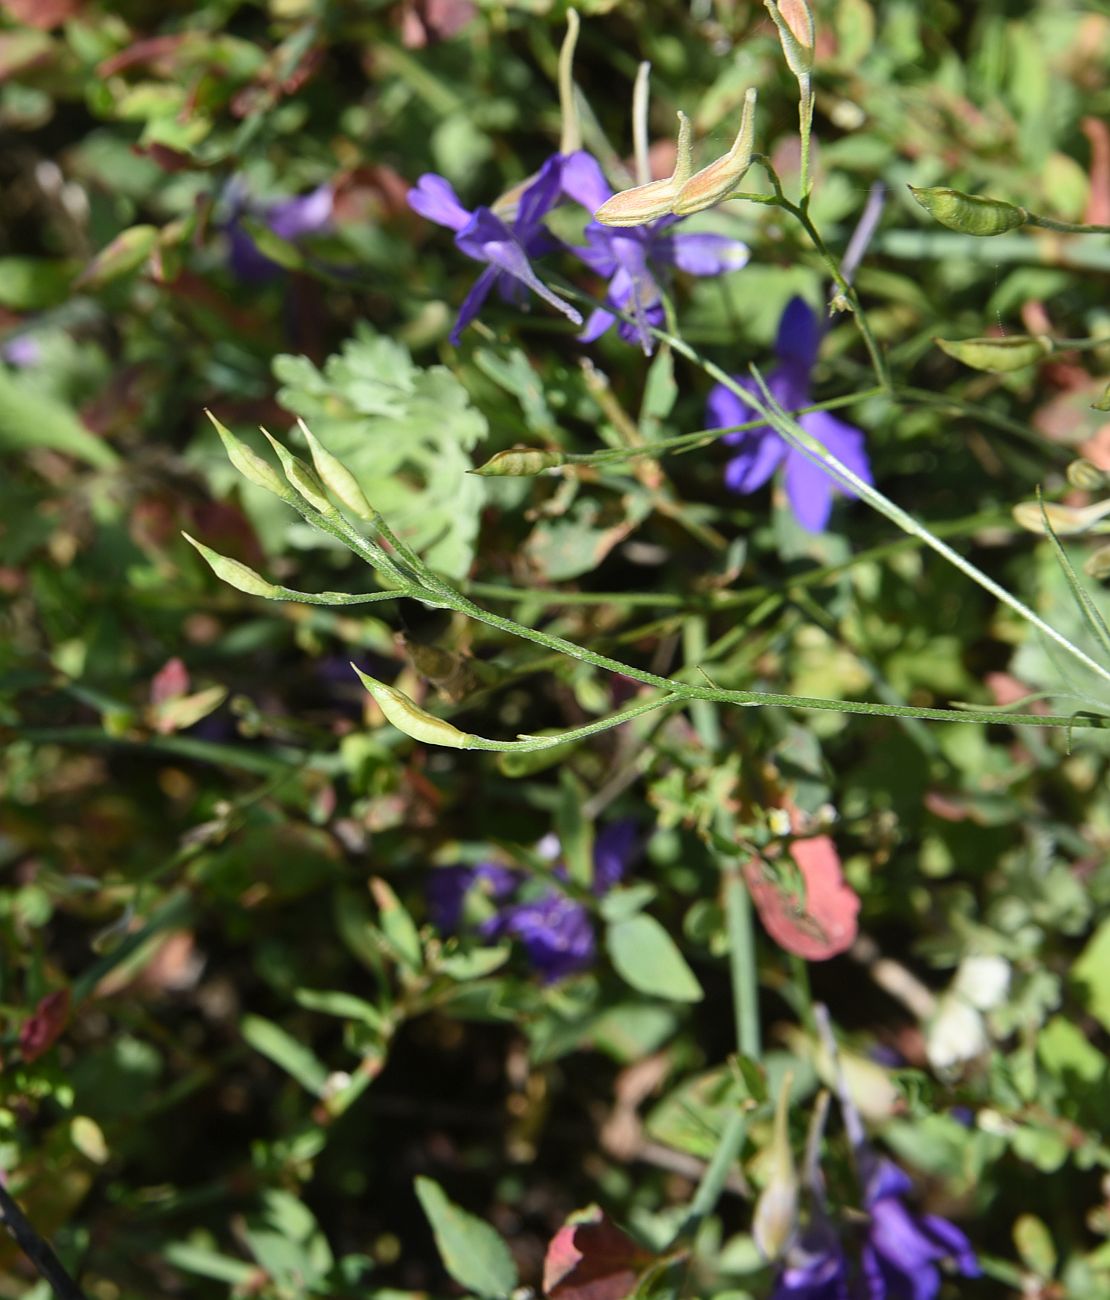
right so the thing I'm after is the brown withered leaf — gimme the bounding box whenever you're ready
[543,1206,655,1300]
[20,989,71,1062]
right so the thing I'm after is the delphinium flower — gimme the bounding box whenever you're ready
[562,151,749,354]
[225,180,334,283]
[407,159,583,345]
[773,1157,979,1300]
[706,296,872,532]
[772,1006,980,1300]
[427,821,638,982]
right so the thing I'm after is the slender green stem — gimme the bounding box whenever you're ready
[744,369,1110,691]
[1025,212,1110,235]
[797,76,814,199]
[724,862,761,1059]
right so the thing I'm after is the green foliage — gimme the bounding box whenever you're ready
[273,326,489,578]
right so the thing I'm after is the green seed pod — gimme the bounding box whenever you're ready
[351,666,474,749]
[182,532,283,598]
[205,410,292,500]
[1084,543,1110,580]
[471,447,567,477]
[672,89,758,216]
[752,1071,798,1262]
[764,0,814,77]
[1066,458,1107,491]
[297,419,377,520]
[935,334,1051,372]
[1092,381,1110,413]
[909,186,1027,236]
[594,112,693,227]
[260,427,335,515]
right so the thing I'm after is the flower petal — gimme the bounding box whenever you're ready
[506,892,596,982]
[561,151,613,212]
[593,820,638,894]
[801,410,873,494]
[667,231,750,276]
[919,1215,980,1277]
[267,184,333,240]
[725,433,786,494]
[516,154,566,232]
[776,295,821,371]
[450,264,499,343]
[408,173,473,231]
[706,379,762,443]
[784,445,836,531]
[579,307,617,342]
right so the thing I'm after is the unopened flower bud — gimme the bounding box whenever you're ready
[260,428,335,515]
[182,532,282,598]
[594,112,693,227]
[753,1071,797,1262]
[672,88,758,217]
[926,992,987,1074]
[935,334,1051,373]
[1012,498,1110,536]
[206,410,291,500]
[1085,543,1110,580]
[297,418,377,521]
[1066,458,1107,491]
[909,186,1027,236]
[764,0,814,77]
[472,446,567,476]
[351,665,475,749]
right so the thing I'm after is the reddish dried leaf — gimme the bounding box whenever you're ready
[20,989,71,1062]
[744,835,859,961]
[1,0,80,29]
[543,1206,654,1300]
[1082,117,1110,226]
[151,657,190,705]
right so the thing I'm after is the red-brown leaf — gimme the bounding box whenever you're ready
[743,835,859,961]
[20,989,71,1062]
[543,1206,654,1300]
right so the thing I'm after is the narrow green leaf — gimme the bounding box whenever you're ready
[607,914,704,1002]
[0,368,118,468]
[241,1014,329,1095]
[414,1176,519,1298]
[164,1242,259,1285]
[1038,494,1110,661]
[75,224,158,289]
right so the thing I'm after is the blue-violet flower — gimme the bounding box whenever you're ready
[562,152,749,355]
[407,157,582,344]
[226,182,334,283]
[706,296,872,532]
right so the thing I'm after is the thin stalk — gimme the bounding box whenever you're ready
[0,1181,89,1300]
[1024,212,1110,235]
[632,61,652,186]
[744,369,1110,691]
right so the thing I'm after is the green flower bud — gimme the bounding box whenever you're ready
[1084,543,1110,580]
[909,186,1027,236]
[471,447,567,476]
[672,88,758,217]
[935,334,1051,373]
[1066,458,1107,491]
[764,0,814,77]
[752,1071,797,1263]
[297,418,377,521]
[1012,498,1110,536]
[260,427,335,515]
[351,666,475,749]
[205,410,292,499]
[1092,381,1110,413]
[594,112,693,228]
[182,532,283,598]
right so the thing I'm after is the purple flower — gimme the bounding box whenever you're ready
[426,862,520,936]
[407,157,582,344]
[706,297,872,532]
[2,335,42,368]
[772,1158,979,1300]
[226,183,334,283]
[561,152,749,355]
[427,820,639,983]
